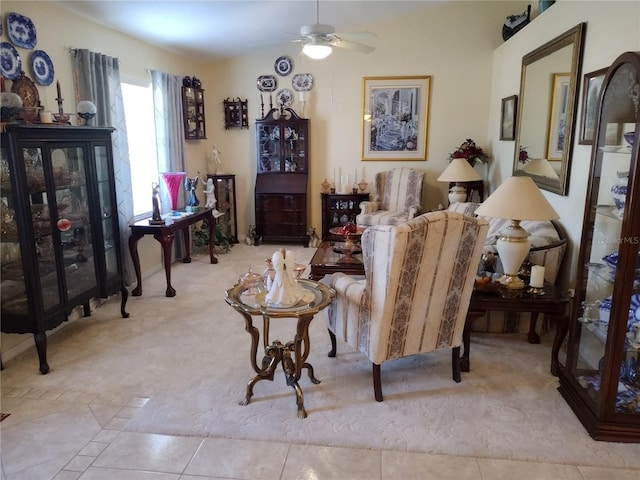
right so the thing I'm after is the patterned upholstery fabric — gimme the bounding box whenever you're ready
[326,211,489,382]
[356,167,424,226]
[448,202,567,284]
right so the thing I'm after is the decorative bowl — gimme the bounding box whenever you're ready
[598,296,612,324]
[19,107,42,123]
[623,131,635,147]
[52,112,71,124]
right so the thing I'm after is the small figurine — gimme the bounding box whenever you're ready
[149,182,165,225]
[203,177,217,208]
[265,249,306,307]
[210,145,224,174]
[185,174,200,212]
[307,226,321,248]
[245,225,256,245]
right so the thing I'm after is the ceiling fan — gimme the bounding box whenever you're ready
[295,0,376,59]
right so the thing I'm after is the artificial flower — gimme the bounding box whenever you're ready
[449,138,489,166]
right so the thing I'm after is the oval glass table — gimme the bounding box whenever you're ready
[225,278,335,418]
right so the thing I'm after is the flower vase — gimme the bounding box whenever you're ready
[160,172,186,215]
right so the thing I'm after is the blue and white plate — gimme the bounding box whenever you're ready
[0,42,21,80]
[6,12,37,49]
[292,73,314,91]
[274,55,293,76]
[257,75,277,92]
[30,50,54,86]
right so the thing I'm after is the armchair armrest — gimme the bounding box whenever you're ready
[407,204,422,220]
[359,201,382,215]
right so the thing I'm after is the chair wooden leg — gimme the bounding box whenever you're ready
[452,346,461,383]
[373,363,383,402]
[327,329,337,357]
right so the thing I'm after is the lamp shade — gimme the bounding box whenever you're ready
[522,158,560,179]
[475,176,559,221]
[437,158,483,183]
[303,41,332,60]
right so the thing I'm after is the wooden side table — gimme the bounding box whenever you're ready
[129,208,217,297]
[225,279,334,418]
[462,282,569,376]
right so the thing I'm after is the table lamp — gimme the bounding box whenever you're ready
[522,158,560,179]
[474,176,559,289]
[437,158,483,204]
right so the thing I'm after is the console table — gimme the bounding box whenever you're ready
[225,278,334,418]
[462,282,569,376]
[129,208,217,297]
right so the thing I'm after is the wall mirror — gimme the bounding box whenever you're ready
[513,23,586,195]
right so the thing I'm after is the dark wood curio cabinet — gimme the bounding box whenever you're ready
[321,192,369,239]
[0,125,128,374]
[558,52,640,442]
[182,85,206,139]
[254,108,309,246]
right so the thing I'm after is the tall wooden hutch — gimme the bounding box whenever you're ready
[0,125,129,374]
[558,52,640,441]
[254,107,309,246]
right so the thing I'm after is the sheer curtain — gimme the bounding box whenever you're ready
[151,70,188,258]
[72,48,135,285]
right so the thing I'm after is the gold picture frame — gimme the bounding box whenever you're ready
[361,76,430,161]
[546,73,571,161]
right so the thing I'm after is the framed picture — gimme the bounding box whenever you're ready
[579,67,607,145]
[546,73,571,161]
[500,95,517,141]
[361,76,430,161]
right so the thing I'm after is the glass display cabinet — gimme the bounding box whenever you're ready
[182,85,206,139]
[558,51,640,441]
[254,107,309,245]
[207,173,238,243]
[0,125,128,374]
[321,192,369,239]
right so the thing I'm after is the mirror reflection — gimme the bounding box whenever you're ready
[513,23,585,195]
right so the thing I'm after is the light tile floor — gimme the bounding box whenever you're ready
[1,385,639,479]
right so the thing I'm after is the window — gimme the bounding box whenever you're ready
[122,80,158,217]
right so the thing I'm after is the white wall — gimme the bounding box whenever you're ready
[201,1,529,235]
[489,0,640,289]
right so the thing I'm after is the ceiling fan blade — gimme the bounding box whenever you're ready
[333,31,377,41]
[329,36,375,54]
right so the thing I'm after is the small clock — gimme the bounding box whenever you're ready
[11,71,40,108]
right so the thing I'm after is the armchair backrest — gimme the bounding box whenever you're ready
[357,210,488,364]
[373,167,424,214]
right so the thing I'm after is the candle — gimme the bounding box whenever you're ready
[260,94,263,105]
[298,91,305,102]
[56,80,61,99]
[530,265,545,288]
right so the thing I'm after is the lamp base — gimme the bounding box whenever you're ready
[448,185,468,204]
[498,273,525,289]
[495,219,530,290]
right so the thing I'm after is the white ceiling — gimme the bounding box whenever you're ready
[52,0,449,63]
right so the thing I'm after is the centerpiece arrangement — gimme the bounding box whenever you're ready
[449,138,489,167]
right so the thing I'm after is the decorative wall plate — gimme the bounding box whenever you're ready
[276,88,293,107]
[292,73,314,92]
[274,55,293,76]
[257,74,277,92]
[0,42,21,80]
[6,12,37,49]
[30,50,54,86]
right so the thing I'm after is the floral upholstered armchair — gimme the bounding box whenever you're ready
[356,167,424,226]
[325,210,489,401]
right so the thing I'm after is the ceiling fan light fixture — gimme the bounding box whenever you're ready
[303,42,332,60]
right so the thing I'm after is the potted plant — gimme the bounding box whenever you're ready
[192,219,234,253]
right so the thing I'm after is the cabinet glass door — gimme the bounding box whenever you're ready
[257,124,281,172]
[1,147,28,314]
[50,146,97,300]
[573,61,640,415]
[283,123,307,173]
[96,144,118,275]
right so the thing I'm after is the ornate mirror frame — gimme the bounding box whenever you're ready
[513,23,586,195]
